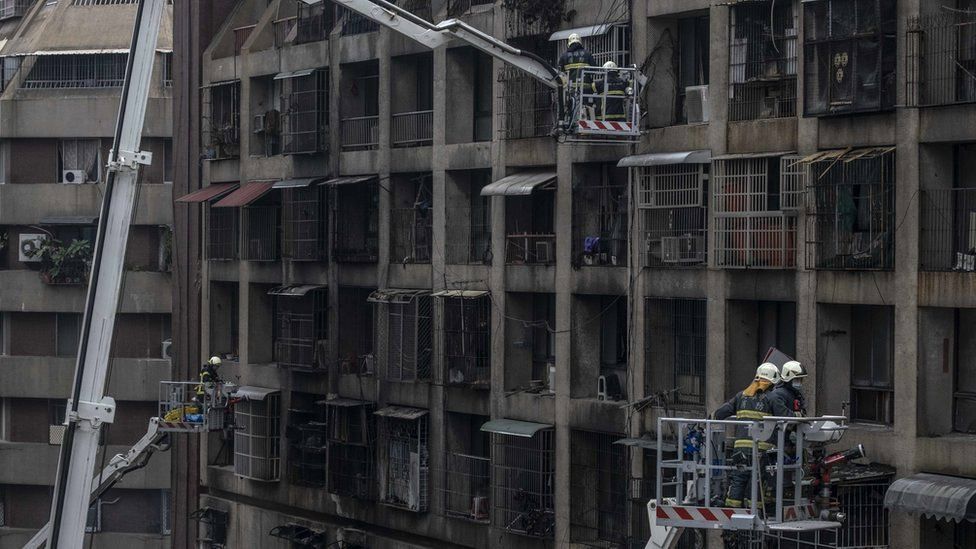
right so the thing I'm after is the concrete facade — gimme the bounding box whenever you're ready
[174,0,976,548]
[0,0,174,546]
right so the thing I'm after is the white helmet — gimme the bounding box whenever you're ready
[756,362,780,384]
[603,61,617,69]
[568,33,582,46]
[782,360,807,382]
[208,356,222,367]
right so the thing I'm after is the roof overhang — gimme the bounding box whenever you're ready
[617,150,712,167]
[480,170,557,196]
[268,284,326,297]
[234,386,279,401]
[797,146,896,164]
[374,406,428,420]
[480,418,552,437]
[273,69,315,80]
[885,473,976,522]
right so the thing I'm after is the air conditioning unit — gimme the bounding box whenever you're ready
[534,240,553,263]
[662,234,705,264]
[253,114,266,134]
[685,85,710,124]
[161,338,173,360]
[62,169,87,184]
[19,233,48,262]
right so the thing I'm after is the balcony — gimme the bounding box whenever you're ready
[274,17,298,47]
[920,188,976,272]
[506,233,555,265]
[442,453,490,522]
[392,110,433,147]
[233,25,256,56]
[907,11,976,108]
[341,116,379,151]
[391,208,432,263]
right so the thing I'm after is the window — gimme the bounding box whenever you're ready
[161,52,172,87]
[189,507,228,547]
[804,0,897,116]
[569,431,628,546]
[0,0,31,19]
[204,81,241,160]
[551,24,631,68]
[58,139,101,183]
[207,204,239,260]
[23,54,126,89]
[441,412,490,522]
[392,54,433,148]
[637,162,709,268]
[294,0,334,44]
[572,163,628,267]
[442,293,491,387]
[372,290,432,382]
[272,287,327,370]
[331,179,379,262]
[500,37,555,139]
[907,4,976,107]
[163,138,173,183]
[287,394,327,487]
[446,170,492,264]
[377,408,429,512]
[282,183,328,261]
[922,514,976,548]
[919,144,976,272]
[676,16,709,124]
[488,424,555,538]
[505,181,556,265]
[281,69,329,155]
[233,390,281,481]
[645,298,706,406]
[953,309,976,433]
[338,287,374,375]
[56,313,81,358]
[729,1,797,121]
[850,306,893,425]
[325,399,375,500]
[473,52,493,142]
[390,174,433,264]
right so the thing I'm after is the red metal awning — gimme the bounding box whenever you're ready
[175,182,239,203]
[212,180,278,208]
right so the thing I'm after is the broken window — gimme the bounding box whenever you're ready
[58,139,101,183]
[676,15,710,124]
[487,422,554,538]
[637,162,708,267]
[371,290,432,382]
[22,53,126,89]
[281,69,328,155]
[233,390,281,481]
[550,23,631,68]
[331,178,379,262]
[907,4,976,107]
[712,155,803,269]
[189,507,228,547]
[272,286,327,370]
[728,1,797,121]
[338,287,375,375]
[806,148,895,270]
[325,399,375,499]
[502,173,556,265]
[203,81,241,160]
[645,298,707,406]
[286,393,327,487]
[441,293,491,388]
[446,170,492,264]
[850,306,894,425]
[281,181,328,261]
[572,163,628,267]
[804,0,897,116]
[569,431,628,546]
[441,412,490,521]
[390,174,433,263]
[377,408,430,512]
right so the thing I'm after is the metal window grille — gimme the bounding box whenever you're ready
[803,0,897,116]
[0,0,31,19]
[331,182,379,262]
[282,185,328,261]
[207,206,239,260]
[234,394,282,481]
[644,298,707,406]
[442,451,491,521]
[637,164,708,268]
[287,402,327,487]
[326,401,375,499]
[728,1,797,121]
[506,232,556,264]
[241,205,280,261]
[275,289,328,370]
[675,16,710,126]
[161,52,172,87]
[713,157,799,269]
[850,305,894,425]
[203,81,241,159]
[338,288,375,375]
[552,24,631,68]
[190,507,228,547]
[920,188,976,272]
[499,65,555,139]
[447,173,492,264]
[573,173,628,267]
[806,149,895,270]
[341,115,379,150]
[391,176,433,263]
[569,431,629,546]
[282,69,329,155]
[834,480,891,548]
[294,0,334,44]
[506,191,556,265]
[443,295,491,387]
[448,0,494,17]
[22,53,126,89]
[492,429,555,538]
[392,110,433,147]
[338,5,380,35]
[233,25,255,55]
[380,294,432,382]
[378,414,430,511]
[394,0,431,21]
[504,5,555,38]
[907,10,976,107]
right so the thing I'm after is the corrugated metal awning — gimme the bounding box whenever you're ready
[273,69,315,80]
[39,216,98,225]
[549,23,617,41]
[617,150,712,167]
[885,473,976,522]
[797,146,896,164]
[613,435,678,452]
[213,180,278,208]
[317,397,369,407]
[710,150,795,161]
[175,183,239,203]
[480,170,557,196]
[481,419,552,438]
[323,175,377,186]
[367,289,429,303]
[431,290,489,298]
[272,177,327,189]
[374,406,428,420]
[268,284,326,297]
[235,386,279,401]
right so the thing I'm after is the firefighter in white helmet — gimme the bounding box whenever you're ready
[714,362,791,507]
[557,32,596,125]
[596,60,630,121]
[771,360,808,416]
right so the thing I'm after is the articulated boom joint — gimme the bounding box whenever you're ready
[108,149,153,171]
[66,396,116,430]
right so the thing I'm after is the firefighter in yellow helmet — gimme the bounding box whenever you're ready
[713,362,791,507]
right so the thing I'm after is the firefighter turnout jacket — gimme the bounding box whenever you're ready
[714,382,792,450]
[558,42,596,88]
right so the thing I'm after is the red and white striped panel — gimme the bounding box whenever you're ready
[655,504,738,527]
[577,119,635,133]
[783,504,817,522]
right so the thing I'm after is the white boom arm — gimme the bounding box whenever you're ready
[40,0,165,547]
[335,0,561,88]
[23,420,169,549]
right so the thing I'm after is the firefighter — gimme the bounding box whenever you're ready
[596,61,630,121]
[557,33,596,124]
[196,356,223,398]
[713,362,791,508]
[771,360,808,416]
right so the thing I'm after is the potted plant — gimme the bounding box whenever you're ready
[27,238,93,285]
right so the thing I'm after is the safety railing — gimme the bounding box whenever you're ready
[242,206,280,261]
[390,207,433,263]
[233,25,255,56]
[274,17,298,47]
[157,381,233,432]
[341,115,379,151]
[907,12,976,107]
[505,233,555,265]
[920,188,976,272]
[392,110,433,147]
[443,453,491,521]
[713,212,798,269]
[568,67,642,139]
